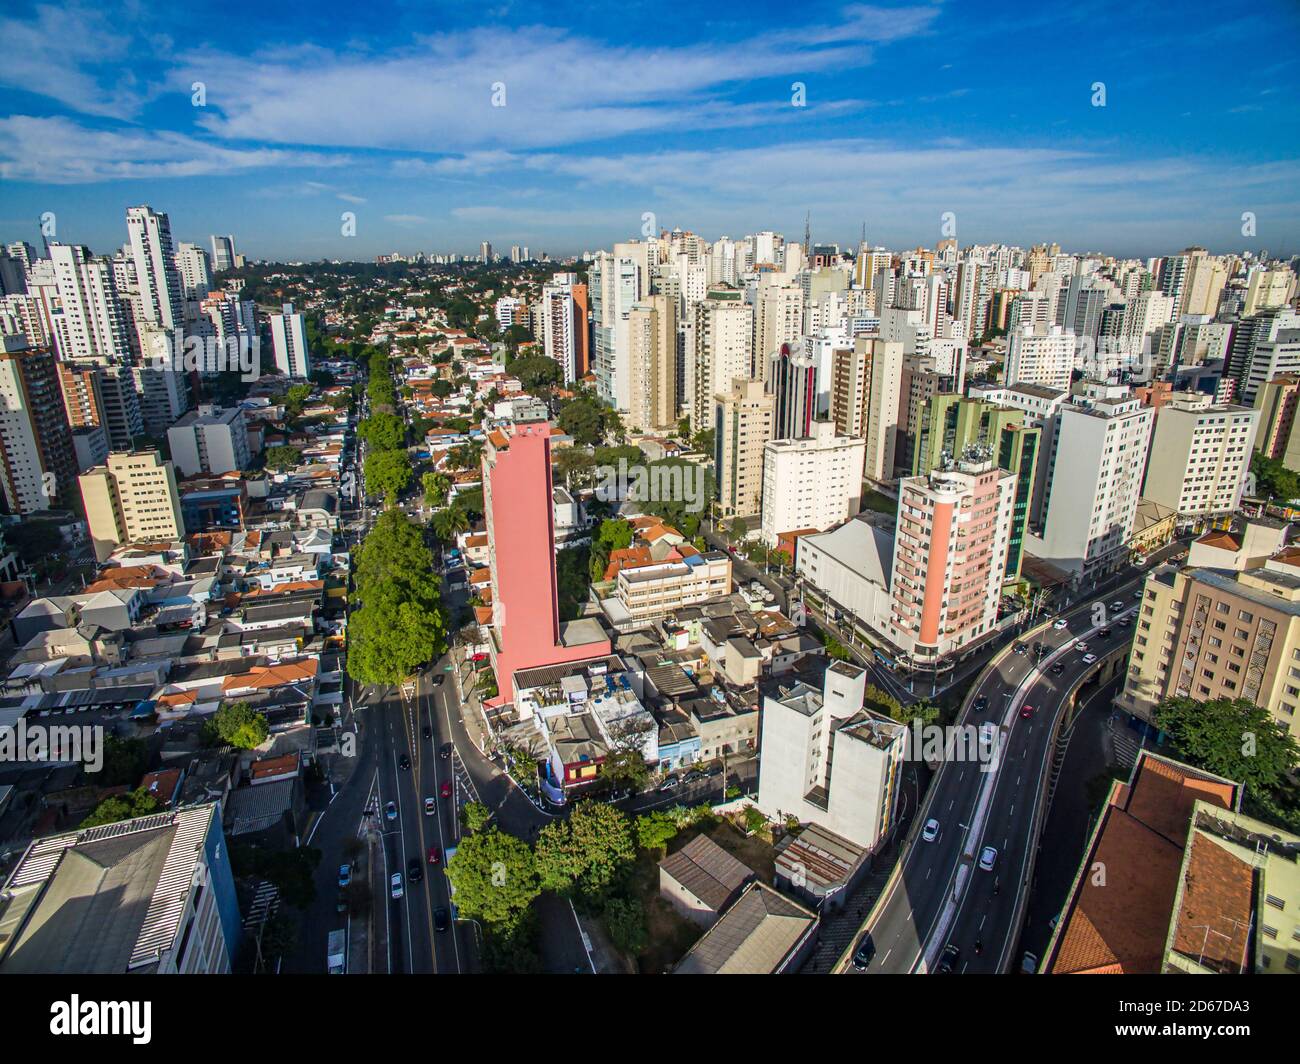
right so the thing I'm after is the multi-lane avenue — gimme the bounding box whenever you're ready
[844,575,1146,974]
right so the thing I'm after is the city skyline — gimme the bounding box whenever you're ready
[2,1,1299,258]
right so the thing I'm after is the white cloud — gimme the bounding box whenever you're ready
[0,115,347,183]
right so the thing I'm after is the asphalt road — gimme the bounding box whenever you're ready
[847,576,1144,975]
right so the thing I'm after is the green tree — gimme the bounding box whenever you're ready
[430,505,471,544]
[284,383,313,416]
[597,518,634,552]
[598,746,649,790]
[265,445,303,471]
[207,700,270,749]
[603,895,648,955]
[365,448,414,504]
[462,801,492,833]
[555,447,597,491]
[81,787,163,827]
[422,471,452,508]
[444,827,540,928]
[635,809,680,853]
[1154,696,1300,796]
[359,411,407,452]
[510,355,562,391]
[348,585,447,685]
[1250,451,1300,503]
[534,800,636,902]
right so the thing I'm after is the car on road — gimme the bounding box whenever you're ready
[1020,703,1035,719]
[922,818,941,842]
[1050,661,1065,675]
[979,846,998,871]
[440,742,453,759]
[424,797,435,816]
[704,762,723,776]
[1032,641,1046,655]
[683,770,707,784]
[336,890,348,914]
[1118,615,1133,627]
[1013,642,1027,655]
[937,944,961,973]
[428,846,441,865]
[851,933,877,970]
[1082,653,1098,664]
[1097,627,1111,638]
[1075,642,1089,653]
[1052,617,1069,630]
[433,674,445,687]
[407,857,423,883]
[1109,600,1124,612]
[390,872,404,899]
[422,725,432,740]
[398,753,411,770]
[658,776,681,792]
[338,864,352,887]
[434,907,450,933]
[973,694,988,713]
[385,801,397,821]
[1021,951,1039,974]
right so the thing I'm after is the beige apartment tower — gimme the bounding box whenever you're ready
[626,294,677,434]
[714,378,774,519]
[79,449,185,562]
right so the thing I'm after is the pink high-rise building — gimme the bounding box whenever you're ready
[886,457,1016,665]
[483,420,610,704]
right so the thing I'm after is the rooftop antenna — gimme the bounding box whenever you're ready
[804,211,811,258]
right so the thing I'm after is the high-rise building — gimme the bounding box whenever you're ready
[1242,329,1300,405]
[626,294,677,433]
[210,235,236,272]
[44,244,132,361]
[539,273,587,383]
[79,449,185,562]
[769,341,816,441]
[714,378,774,519]
[269,302,312,378]
[479,241,493,263]
[1004,324,1075,391]
[1025,383,1154,578]
[1253,374,1300,464]
[0,338,77,513]
[127,206,185,333]
[175,242,213,321]
[753,282,803,386]
[1243,266,1296,316]
[760,420,866,546]
[1142,396,1258,519]
[859,337,904,485]
[482,420,611,703]
[690,290,752,433]
[885,457,1017,663]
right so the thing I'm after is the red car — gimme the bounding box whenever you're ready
[427,846,441,865]
[1020,704,1035,719]
[439,780,453,799]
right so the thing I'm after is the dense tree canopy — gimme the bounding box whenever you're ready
[365,448,414,503]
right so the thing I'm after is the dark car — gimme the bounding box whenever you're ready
[1050,661,1065,675]
[682,770,707,784]
[407,857,423,883]
[973,695,989,713]
[937,944,961,973]
[1013,642,1027,655]
[422,725,432,741]
[428,845,441,865]
[398,753,411,770]
[1032,641,1045,655]
[433,674,445,687]
[440,743,453,760]
[852,934,877,971]
[1097,627,1111,639]
[434,907,450,933]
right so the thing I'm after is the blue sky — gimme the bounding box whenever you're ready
[1,0,1298,260]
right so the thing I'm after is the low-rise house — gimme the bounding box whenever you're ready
[671,881,818,974]
[659,834,754,927]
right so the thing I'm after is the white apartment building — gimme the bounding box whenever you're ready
[1243,329,1300,404]
[691,292,753,432]
[45,244,132,361]
[613,552,732,625]
[495,296,523,330]
[1004,324,1075,391]
[861,337,903,484]
[1026,384,1154,578]
[269,302,311,378]
[127,206,185,333]
[175,242,212,308]
[1142,397,1259,519]
[714,377,773,519]
[540,272,580,382]
[760,420,866,546]
[167,403,251,476]
[755,661,907,852]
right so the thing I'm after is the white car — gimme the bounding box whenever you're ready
[978,846,998,871]
[1109,601,1124,612]
[424,797,435,816]
[1052,618,1069,630]
[1082,653,1098,664]
[1075,642,1089,654]
[922,818,941,843]
[390,873,404,899]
